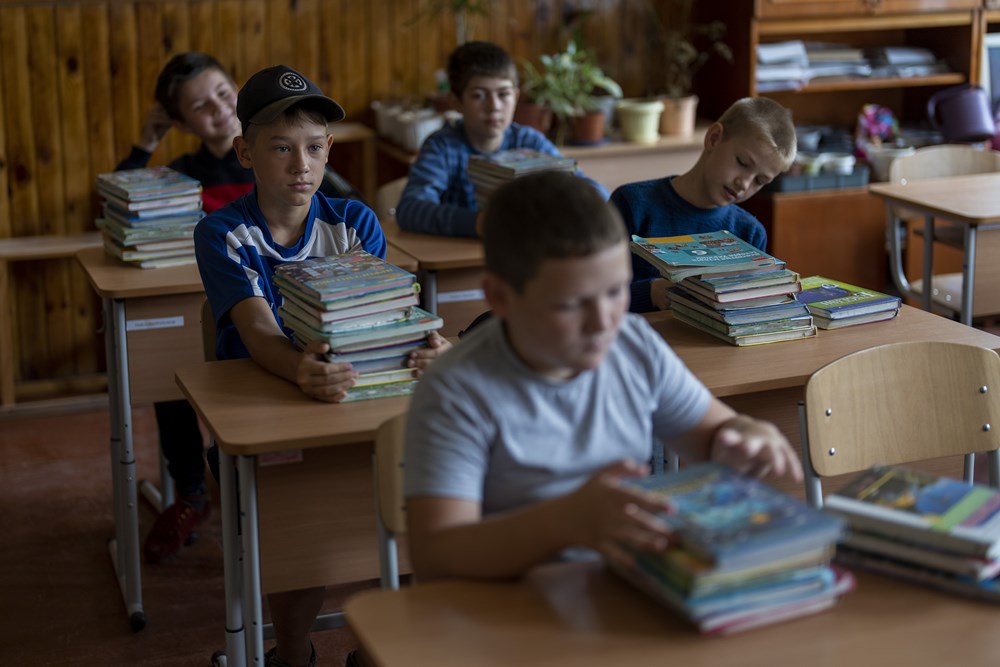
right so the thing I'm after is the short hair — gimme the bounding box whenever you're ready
[483,171,626,293]
[242,102,330,143]
[717,97,797,170]
[447,41,518,97]
[154,52,232,121]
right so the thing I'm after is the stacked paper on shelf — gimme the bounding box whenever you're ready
[467,149,577,209]
[827,465,1000,604]
[795,275,901,329]
[631,231,816,346]
[274,250,442,401]
[612,463,852,635]
[95,167,203,269]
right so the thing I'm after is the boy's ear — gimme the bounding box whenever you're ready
[704,122,724,151]
[233,136,253,168]
[482,272,511,319]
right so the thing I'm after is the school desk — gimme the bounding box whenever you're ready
[345,558,1000,667]
[76,247,206,631]
[176,303,1000,665]
[175,359,411,667]
[870,172,1000,326]
[380,217,486,338]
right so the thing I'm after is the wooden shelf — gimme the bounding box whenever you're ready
[757,72,966,95]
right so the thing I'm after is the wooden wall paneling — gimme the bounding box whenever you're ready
[215,0,242,84]
[393,0,416,101]
[416,4,441,102]
[335,0,369,119]
[265,0,293,68]
[242,1,269,79]
[291,0,321,83]
[71,4,106,375]
[56,5,90,234]
[190,0,217,58]
[2,8,42,237]
[368,0,393,102]
[507,0,533,66]
[0,10,12,239]
[135,2,167,161]
[108,2,141,166]
[161,1,199,161]
[27,6,65,236]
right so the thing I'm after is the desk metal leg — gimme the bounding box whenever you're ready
[961,225,977,327]
[103,297,145,631]
[886,207,915,299]
[238,455,265,665]
[220,447,247,667]
[420,270,439,314]
[922,214,934,313]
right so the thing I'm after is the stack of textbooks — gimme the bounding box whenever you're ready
[613,463,853,635]
[95,167,203,269]
[825,465,1000,604]
[273,250,443,402]
[631,231,816,346]
[467,148,577,209]
[795,275,901,329]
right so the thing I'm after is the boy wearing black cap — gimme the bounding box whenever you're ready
[194,65,449,667]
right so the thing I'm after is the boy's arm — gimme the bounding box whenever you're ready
[666,398,803,481]
[228,296,357,403]
[406,459,674,581]
[395,137,479,237]
[115,105,173,171]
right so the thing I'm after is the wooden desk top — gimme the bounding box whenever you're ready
[381,218,484,271]
[345,559,1000,667]
[652,305,1000,397]
[175,359,409,455]
[76,246,203,299]
[869,172,1000,225]
[330,121,375,143]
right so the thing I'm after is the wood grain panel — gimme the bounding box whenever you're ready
[2,8,41,237]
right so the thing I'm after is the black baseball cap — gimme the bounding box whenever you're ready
[237,65,346,128]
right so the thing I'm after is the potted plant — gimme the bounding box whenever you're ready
[647,0,732,135]
[519,40,623,145]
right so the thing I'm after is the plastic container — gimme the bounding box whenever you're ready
[765,164,870,192]
[395,109,445,152]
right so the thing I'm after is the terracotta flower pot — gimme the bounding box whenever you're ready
[659,94,699,137]
[569,110,607,146]
[513,99,553,135]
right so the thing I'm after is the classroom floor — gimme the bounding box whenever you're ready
[0,402,371,666]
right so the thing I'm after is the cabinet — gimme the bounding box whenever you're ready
[692,1,986,290]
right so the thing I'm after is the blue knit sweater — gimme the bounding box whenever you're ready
[610,177,768,313]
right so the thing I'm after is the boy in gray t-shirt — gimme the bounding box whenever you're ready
[404,171,803,581]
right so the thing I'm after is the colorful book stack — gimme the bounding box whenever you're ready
[795,275,902,329]
[631,231,816,346]
[613,463,852,635]
[467,148,577,209]
[825,465,1000,604]
[95,166,203,269]
[273,250,443,402]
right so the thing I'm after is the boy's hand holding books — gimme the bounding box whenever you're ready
[710,415,803,482]
[298,340,359,403]
[405,331,452,376]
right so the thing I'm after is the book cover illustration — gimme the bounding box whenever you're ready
[795,275,901,318]
[826,465,1000,558]
[627,463,844,568]
[96,166,202,200]
[630,232,779,282]
[274,250,416,300]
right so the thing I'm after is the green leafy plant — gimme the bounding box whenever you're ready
[407,0,491,45]
[521,40,623,124]
[648,0,732,98]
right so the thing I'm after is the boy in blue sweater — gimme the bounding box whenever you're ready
[396,40,607,237]
[611,97,796,313]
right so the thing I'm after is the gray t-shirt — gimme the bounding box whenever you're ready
[404,313,712,515]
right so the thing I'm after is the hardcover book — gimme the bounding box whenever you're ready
[284,306,442,353]
[825,465,1000,559]
[467,148,577,177]
[841,530,1000,581]
[673,310,817,347]
[630,231,780,282]
[273,250,416,302]
[623,463,845,570]
[667,288,810,325]
[795,275,901,319]
[96,166,202,201]
[811,307,900,330]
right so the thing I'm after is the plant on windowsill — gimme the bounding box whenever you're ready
[520,40,623,146]
[646,0,732,135]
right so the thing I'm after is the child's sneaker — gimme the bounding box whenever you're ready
[142,495,211,564]
[264,644,317,667]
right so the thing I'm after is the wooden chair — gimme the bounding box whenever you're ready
[375,176,408,223]
[886,144,1000,319]
[373,412,408,590]
[798,341,1000,508]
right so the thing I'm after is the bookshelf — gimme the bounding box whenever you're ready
[691,0,986,290]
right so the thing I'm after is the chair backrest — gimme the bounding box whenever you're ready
[200,298,216,362]
[888,144,1000,183]
[800,341,1000,506]
[373,412,408,589]
[375,177,408,223]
